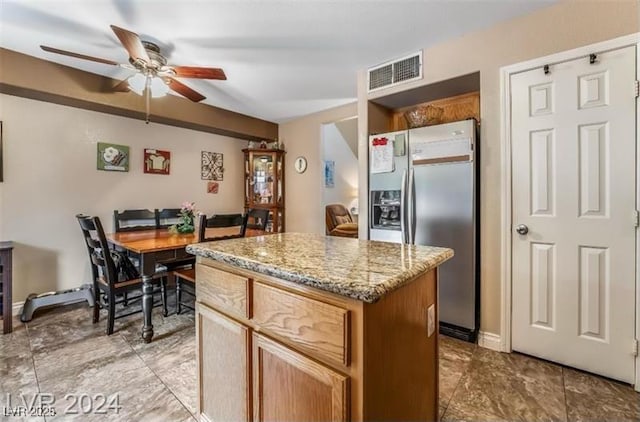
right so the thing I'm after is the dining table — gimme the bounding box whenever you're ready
[106,227,265,342]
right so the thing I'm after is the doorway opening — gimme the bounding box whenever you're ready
[321,117,359,234]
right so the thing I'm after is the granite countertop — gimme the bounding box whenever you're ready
[187,233,452,303]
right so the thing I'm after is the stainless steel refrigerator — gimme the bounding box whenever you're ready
[369,119,479,341]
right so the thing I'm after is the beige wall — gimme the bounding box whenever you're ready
[356,0,638,336]
[279,102,357,234]
[335,118,359,158]
[0,94,246,304]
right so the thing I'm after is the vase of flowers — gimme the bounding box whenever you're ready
[171,202,197,234]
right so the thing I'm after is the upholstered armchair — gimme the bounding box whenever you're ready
[325,204,358,238]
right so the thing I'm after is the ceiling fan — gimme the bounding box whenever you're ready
[40,25,226,122]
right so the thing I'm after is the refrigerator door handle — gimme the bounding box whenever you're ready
[409,168,416,244]
[400,169,407,244]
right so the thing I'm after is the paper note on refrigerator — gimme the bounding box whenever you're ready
[371,143,394,174]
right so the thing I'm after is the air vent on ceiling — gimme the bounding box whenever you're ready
[368,51,422,92]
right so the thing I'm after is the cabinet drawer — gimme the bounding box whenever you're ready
[253,282,349,366]
[196,264,251,319]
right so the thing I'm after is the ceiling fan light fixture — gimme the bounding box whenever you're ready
[128,73,146,96]
[150,77,170,98]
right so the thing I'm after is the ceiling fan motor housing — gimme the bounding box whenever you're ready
[130,41,168,73]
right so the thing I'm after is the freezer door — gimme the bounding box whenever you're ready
[369,131,408,242]
[412,161,476,330]
[369,131,408,191]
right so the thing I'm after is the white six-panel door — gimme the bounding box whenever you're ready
[511,46,636,383]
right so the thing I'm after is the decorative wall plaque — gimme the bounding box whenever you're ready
[97,142,129,172]
[201,151,223,180]
[144,148,170,175]
[207,182,219,194]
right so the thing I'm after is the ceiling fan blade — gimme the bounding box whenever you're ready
[110,25,150,63]
[112,79,131,92]
[168,78,206,102]
[172,66,227,80]
[40,45,119,66]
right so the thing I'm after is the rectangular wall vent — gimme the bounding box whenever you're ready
[368,51,422,92]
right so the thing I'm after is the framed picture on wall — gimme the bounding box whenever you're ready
[324,160,335,188]
[97,142,129,172]
[207,182,219,194]
[201,151,223,180]
[144,148,170,175]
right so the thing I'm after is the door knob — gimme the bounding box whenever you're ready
[515,224,529,235]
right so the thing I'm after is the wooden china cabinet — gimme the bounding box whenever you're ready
[243,149,285,233]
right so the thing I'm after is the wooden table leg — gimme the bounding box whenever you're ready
[141,274,154,343]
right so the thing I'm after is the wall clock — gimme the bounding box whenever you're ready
[294,156,308,174]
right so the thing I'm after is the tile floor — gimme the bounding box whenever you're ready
[1,303,638,421]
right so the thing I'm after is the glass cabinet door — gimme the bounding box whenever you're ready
[276,154,284,205]
[244,154,250,206]
[251,153,275,206]
[244,149,285,233]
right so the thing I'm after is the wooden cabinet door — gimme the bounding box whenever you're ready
[253,333,349,422]
[197,303,251,422]
[249,151,277,207]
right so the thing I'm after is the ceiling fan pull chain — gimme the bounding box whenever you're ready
[145,74,151,124]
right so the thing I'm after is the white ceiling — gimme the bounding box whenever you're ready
[1,0,554,123]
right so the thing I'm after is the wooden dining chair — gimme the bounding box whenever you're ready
[113,209,157,232]
[77,214,168,334]
[198,213,247,242]
[155,208,182,229]
[113,209,159,306]
[242,208,270,236]
[174,267,196,315]
[156,208,197,305]
[174,212,249,314]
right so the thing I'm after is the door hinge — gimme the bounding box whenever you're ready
[634,210,640,228]
[635,80,639,98]
[633,339,639,357]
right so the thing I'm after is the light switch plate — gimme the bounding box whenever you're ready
[427,304,435,337]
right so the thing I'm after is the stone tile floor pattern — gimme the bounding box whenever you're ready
[1,302,638,421]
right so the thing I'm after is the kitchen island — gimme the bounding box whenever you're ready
[186,233,453,422]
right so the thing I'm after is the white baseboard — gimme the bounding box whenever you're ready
[12,301,23,317]
[478,331,503,352]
